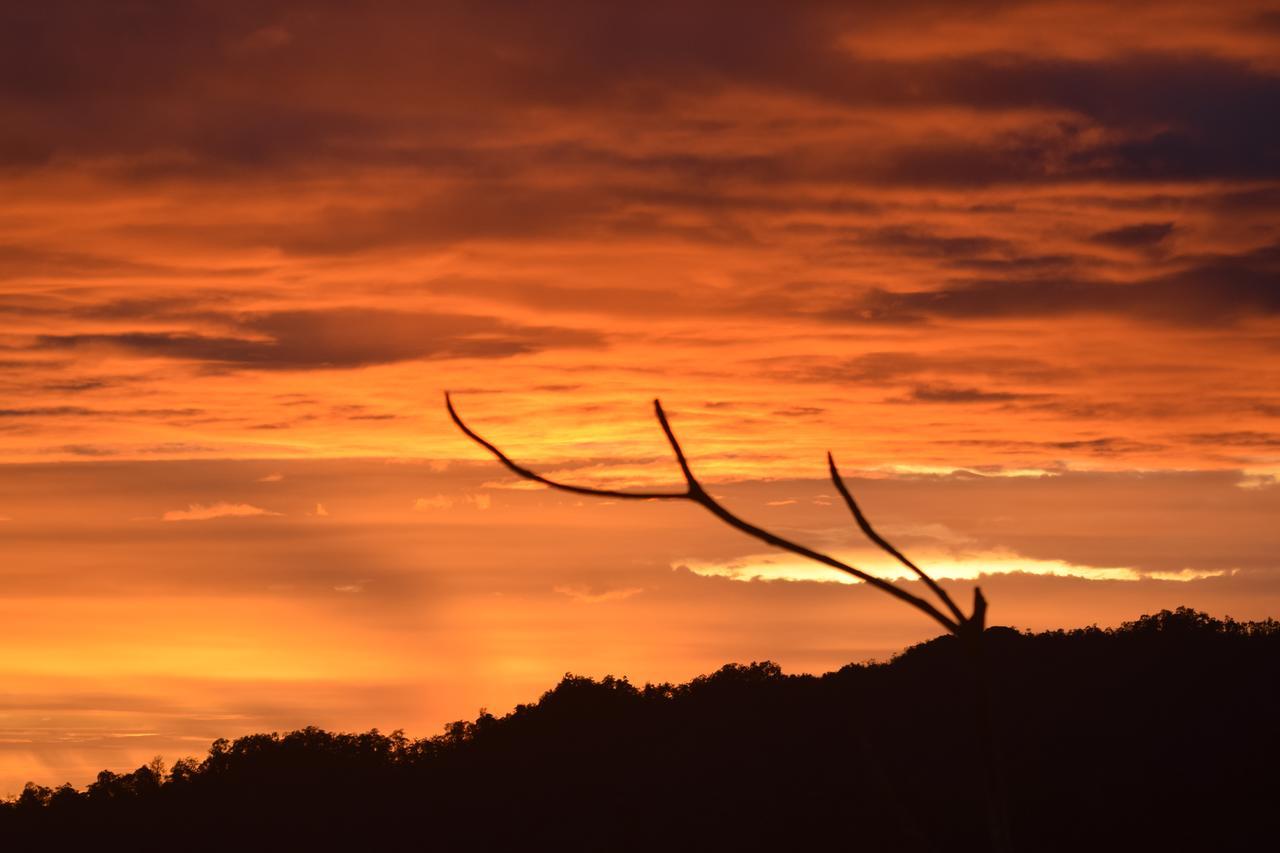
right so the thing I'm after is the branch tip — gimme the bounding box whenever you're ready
[827,449,967,627]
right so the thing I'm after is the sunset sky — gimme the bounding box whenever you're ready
[3,0,1280,794]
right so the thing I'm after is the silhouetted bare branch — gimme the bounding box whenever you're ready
[446,392,967,635]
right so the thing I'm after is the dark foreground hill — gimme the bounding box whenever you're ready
[3,607,1278,851]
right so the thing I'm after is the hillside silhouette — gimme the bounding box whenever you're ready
[3,607,1277,851]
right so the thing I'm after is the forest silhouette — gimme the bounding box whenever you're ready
[3,607,1277,851]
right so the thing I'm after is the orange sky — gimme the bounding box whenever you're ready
[2,0,1279,794]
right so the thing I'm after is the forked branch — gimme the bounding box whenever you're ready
[827,453,969,626]
[445,393,983,635]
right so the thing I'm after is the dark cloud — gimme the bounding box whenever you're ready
[0,294,247,327]
[758,351,1064,387]
[0,406,202,418]
[106,178,771,254]
[40,378,119,393]
[0,406,96,418]
[45,443,118,457]
[1183,432,1280,449]
[1045,437,1166,455]
[896,384,1044,404]
[0,245,168,280]
[817,241,1280,326]
[1252,10,1280,31]
[772,406,826,417]
[1089,222,1175,250]
[331,404,398,422]
[947,254,1079,275]
[32,308,603,370]
[943,436,1168,455]
[139,442,218,454]
[810,52,1280,186]
[429,277,719,318]
[76,296,240,321]
[0,245,266,282]
[1209,186,1280,213]
[2,3,1277,189]
[261,188,618,255]
[850,226,1016,259]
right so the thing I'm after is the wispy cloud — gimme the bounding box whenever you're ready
[553,585,644,604]
[413,493,492,511]
[161,502,281,522]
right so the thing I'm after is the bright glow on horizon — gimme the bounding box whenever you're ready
[679,550,1230,585]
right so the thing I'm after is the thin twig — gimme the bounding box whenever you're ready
[827,453,967,625]
[445,394,683,500]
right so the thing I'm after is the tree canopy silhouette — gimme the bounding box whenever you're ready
[4,609,1277,852]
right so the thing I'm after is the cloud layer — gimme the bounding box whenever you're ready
[161,502,279,522]
[1,1,1277,471]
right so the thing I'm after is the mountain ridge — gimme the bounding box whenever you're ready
[4,607,1277,851]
